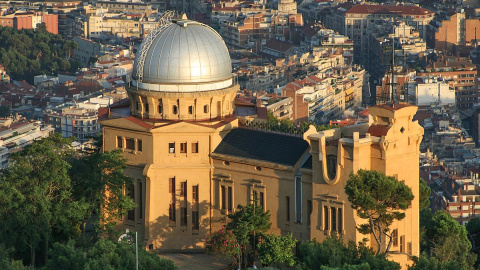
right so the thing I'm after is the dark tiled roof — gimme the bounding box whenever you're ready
[213,128,309,166]
[367,124,390,137]
[264,39,293,53]
[302,155,312,169]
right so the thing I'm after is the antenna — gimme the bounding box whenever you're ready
[390,35,395,106]
[402,23,407,104]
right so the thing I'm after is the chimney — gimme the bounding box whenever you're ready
[256,98,263,108]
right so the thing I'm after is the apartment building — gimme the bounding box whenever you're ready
[236,65,287,92]
[412,76,456,106]
[44,105,101,143]
[255,95,294,121]
[325,3,434,63]
[427,11,466,54]
[90,15,141,38]
[220,12,303,51]
[96,1,155,16]
[282,67,366,124]
[72,37,105,66]
[364,22,428,103]
[0,11,58,34]
[417,57,478,108]
[0,117,54,169]
[427,9,480,55]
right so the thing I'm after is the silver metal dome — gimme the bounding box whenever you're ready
[133,20,232,87]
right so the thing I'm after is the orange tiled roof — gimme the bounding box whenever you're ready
[124,116,153,129]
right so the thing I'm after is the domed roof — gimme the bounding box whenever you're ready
[133,20,232,86]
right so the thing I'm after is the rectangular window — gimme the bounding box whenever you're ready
[180,142,187,153]
[407,242,412,255]
[331,207,337,232]
[180,207,187,226]
[169,177,176,194]
[221,186,226,210]
[169,202,175,223]
[117,136,123,148]
[228,187,233,212]
[138,181,142,219]
[338,207,342,233]
[180,181,187,199]
[324,206,329,231]
[400,236,405,253]
[307,200,312,226]
[126,138,135,150]
[127,183,135,221]
[169,143,175,153]
[295,176,302,223]
[192,185,199,202]
[137,139,142,152]
[286,196,290,222]
[259,191,264,209]
[192,210,199,230]
[393,229,398,247]
[191,142,198,153]
[169,177,176,225]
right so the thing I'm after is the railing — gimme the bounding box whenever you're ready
[135,11,175,83]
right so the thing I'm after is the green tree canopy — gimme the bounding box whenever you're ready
[421,211,476,269]
[419,178,431,212]
[466,217,480,256]
[227,201,272,250]
[0,134,88,266]
[345,170,414,254]
[206,199,273,268]
[0,135,136,267]
[44,239,177,270]
[69,149,136,239]
[257,233,297,267]
[0,25,81,83]
[408,254,463,270]
[296,236,400,270]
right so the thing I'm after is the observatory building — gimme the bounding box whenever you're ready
[101,18,423,268]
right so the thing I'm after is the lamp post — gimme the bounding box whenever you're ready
[136,231,139,270]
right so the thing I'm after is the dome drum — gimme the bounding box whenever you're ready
[128,84,238,121]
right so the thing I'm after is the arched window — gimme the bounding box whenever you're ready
[172,105,178,115]
[326,154,337,179]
